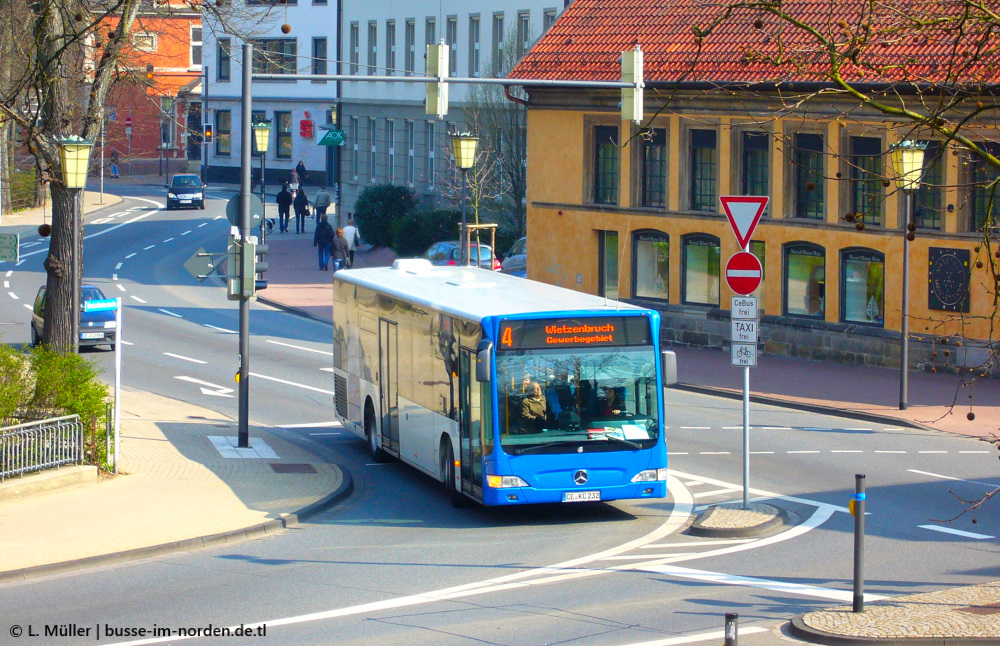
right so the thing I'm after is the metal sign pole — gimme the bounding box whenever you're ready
[742,243,751,509]
[113,297,122,474]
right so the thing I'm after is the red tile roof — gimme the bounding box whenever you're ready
[511,0,1000,87]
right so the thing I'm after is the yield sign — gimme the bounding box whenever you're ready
[721,196,768,249]
[725,251,763,295]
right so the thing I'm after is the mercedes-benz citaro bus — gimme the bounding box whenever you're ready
[332,259,670,506]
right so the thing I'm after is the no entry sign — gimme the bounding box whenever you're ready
[726,251,763,295]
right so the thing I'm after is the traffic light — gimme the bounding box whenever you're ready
[204,123,214,143]
[145,63,155,81]
[239,237,268,298]
[226,236,241,300]
[254,241,269,292]
[621,46,644,124]
[425,42,449,118]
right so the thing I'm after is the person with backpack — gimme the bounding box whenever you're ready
[313,215,336,270]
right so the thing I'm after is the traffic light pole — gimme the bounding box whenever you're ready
[238,43,253,449]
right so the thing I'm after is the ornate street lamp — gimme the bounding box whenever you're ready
[252,119,272,240]
[57,135,94,353]
[889,139,927,410]
[451,133,479,266]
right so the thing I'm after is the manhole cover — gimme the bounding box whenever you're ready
[958,603,1000,616]
[270,463,317,474]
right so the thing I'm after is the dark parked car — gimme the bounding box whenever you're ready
[31,284,117,350]
[501,236,527,277]
[422,241,501,270]
[165,174,206,210]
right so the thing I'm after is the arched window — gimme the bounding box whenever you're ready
[681,234,720,306]
[783,242,825,318]
[632,230,669,301]
[840,248,885,326]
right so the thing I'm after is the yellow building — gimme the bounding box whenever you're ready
[510,0,1000,373]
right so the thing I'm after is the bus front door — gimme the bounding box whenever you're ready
[458,348,483,501]
[379,319,400,456]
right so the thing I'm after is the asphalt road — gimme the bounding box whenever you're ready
[0,186,997,646]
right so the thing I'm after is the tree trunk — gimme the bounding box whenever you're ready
[42,183,82,353]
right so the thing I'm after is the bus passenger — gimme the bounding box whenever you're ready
[521,382,547,432]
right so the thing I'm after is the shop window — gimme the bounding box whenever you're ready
[640,128,667,207]
[794,133,824,219]
[841,248,885,326]
[275,111,292,159]
[682,234,720,306]
[850,136,883,226]
[632,231,669,301]
[689,129,717,211]
[599,230,619,298]
[783,242,825,318]
[593,126,619,205]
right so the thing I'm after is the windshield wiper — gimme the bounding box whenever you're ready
[600,433,642,450]
[508,440,584,455]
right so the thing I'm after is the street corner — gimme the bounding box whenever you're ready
[687,501,798,539]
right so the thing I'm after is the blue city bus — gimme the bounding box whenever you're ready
[332,259,668,506]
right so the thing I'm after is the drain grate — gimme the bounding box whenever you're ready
[270,463,317,474]
[957,603,1000,616]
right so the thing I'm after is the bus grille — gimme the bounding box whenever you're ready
[334,374,348,417]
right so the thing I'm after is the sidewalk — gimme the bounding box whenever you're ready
[2,178,998,644]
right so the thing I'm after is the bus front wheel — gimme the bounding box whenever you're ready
[365,401,386,462]
[440,440,465,507]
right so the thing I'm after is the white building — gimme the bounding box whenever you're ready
[202,1,571,222]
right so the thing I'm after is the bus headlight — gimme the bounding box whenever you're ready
[104,321,117,329]
[487,475,529,488]
[631,468,668,483]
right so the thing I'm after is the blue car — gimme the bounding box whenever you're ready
[30,284,117,350]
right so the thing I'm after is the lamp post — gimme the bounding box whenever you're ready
[451,133,479,266]
[252,119,272,241]
[889,140,927,410]
[58,136,95,354]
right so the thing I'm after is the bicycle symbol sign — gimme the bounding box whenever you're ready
[731,343,757,367]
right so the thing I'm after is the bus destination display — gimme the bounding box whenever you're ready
[499,316,651,350]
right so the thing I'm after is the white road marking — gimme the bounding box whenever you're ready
[181,230,192,235]
[7,292,17,300]
[163,352,206,364]
[116,284,126,292]
[198,222,209,227]
[908,469,999,488]
[308,432,342,436]
[788,450,820,454]
[125,252,137,259]
[23,303,31,310]
[699,451,730,455]
[831,450,863,453]
[762,426,791,430]
[175,375,233,398]
[4,270,11,277]
[115,262,123,269]
[3,281,8,288]
[692,488,737,499]
[143,245,156,250]
[642,539,754,548]
[158,308,183,318]
[130,295,146,304]
[667,451,689,455]
[163,237,175,243]
[681,426,711,430]
[265,339,333,355]
[884,427,907,431]
[320,367,334,372]
[112,274,118,281]
[121,340,134,346]
[749,451,774,454]
[248,372,335,395]
[277,421,342,429]
[845,427,872,431]
[646,565,887,603]
[918,450,947,454]
[875,450,906,454]
[721,426,746,430]
[959,450,990,454]
[917,524,994,540]
[621,627,768,646]
[204,323,237,334]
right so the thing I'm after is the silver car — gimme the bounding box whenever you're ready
[501,237,526,277]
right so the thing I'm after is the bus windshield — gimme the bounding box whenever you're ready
[496,346,659,454]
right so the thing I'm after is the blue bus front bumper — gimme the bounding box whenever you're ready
[481,479,666,506]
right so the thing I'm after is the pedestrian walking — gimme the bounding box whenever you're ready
[314,186,331,220]
[331,227,351,272]
[276,183,292,233]
[314,215,335,270]
[343,217,361,267]
[293,187,310,234]
[295,160,308,186]
[289,168,300,192]
[109,150,120,179]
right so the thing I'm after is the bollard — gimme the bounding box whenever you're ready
[724,612,738,646]
[853,473,866,613]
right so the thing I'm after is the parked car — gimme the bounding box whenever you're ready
[422,241,502,270]
[165,174,206,210]
[501,236,527,277]
[30,284,117,350]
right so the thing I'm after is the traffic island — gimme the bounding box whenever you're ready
[687,501,795,538]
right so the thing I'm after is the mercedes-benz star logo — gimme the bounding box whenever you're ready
[573,470,589,485]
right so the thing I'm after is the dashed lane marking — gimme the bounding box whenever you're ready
[130,295,146,304]
[917,525,994,540]
[203,323,237,334]
[265,339,333,355]
[164,352,206,364]
[908,469,1000,488]
[158,308,182,318]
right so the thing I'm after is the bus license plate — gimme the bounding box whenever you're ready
[563,491,600,502]
[80,332,103,339]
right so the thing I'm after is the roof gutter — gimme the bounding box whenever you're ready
[504,85,530,107]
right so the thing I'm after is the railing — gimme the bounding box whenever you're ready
[0,415,83,481]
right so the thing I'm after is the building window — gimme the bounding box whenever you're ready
[689,129,717,211]
[968,142,1000,231]
[783,242,825,318]
[632,231,669,302]
[469,16,481,77]
[405,20,415,75]
[312,37,327,75]
[407,120,415,185]
[387,120,396,183]
[349,23,359,74]
[385,21,396,75]
[914,140,943,230]
[841,248,885,326]
[426,18,436,48]
[217,38,231,81]
[682,234,720,306]
[369,118,377,182]
[741,131,769,198]
[351,117,359,179]
[850,136,883,226]
[593,125,619,205]
[446,17,458,76]
[215,110,231,156]
[517,11,531,57]
[190,26,203,67]
[275,111,292,159]
[598,231,619,298]
[794,133,825,219]
[544,9,557,32]
[492,14,505,74]
[251,38,297,75]
[367,22,377,74]
[641,128,666,207]
[426,121,436,189]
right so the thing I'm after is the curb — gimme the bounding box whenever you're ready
[256,294,332,325]
[788,614,999,646]
[687,503,796,539]
[0,467,353,584]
